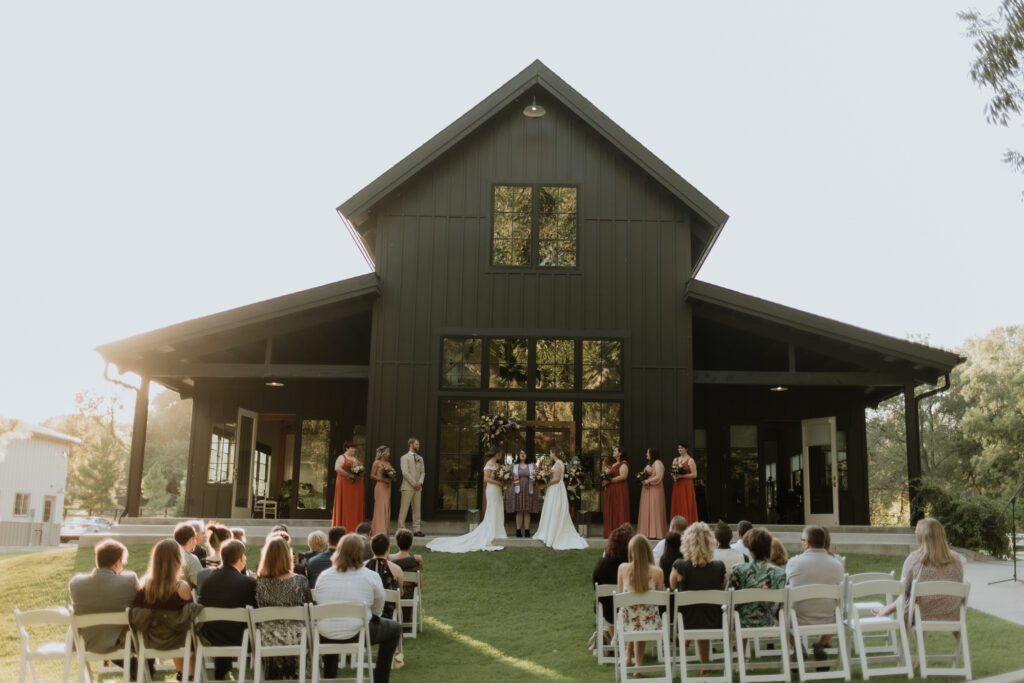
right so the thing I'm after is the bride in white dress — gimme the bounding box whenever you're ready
[426,451,507,553]
[534,448,589,550]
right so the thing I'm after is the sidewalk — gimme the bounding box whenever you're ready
[962,556,1024,627]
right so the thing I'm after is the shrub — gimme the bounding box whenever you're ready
[916,478,1010,558]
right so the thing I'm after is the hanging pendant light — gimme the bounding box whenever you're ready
[523,96,546,118]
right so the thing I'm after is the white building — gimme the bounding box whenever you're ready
[0,419,79,546]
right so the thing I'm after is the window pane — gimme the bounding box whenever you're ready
[442,338,482,388]
[538,186,577,267]
[492,185,532,266]
[298,420,330,511]
[208,424,236,484]
[535,339,575,389]
[438,400,480,511]
[582,402,622,512]
[582,340,622,390]
[488,338,528,389]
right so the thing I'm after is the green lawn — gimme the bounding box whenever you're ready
[1,545,1019,681]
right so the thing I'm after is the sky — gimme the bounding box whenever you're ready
[0,1,1020,425]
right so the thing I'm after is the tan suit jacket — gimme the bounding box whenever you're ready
[400,451,425,492]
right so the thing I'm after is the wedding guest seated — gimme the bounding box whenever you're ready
[653,515,688,562]
[69,540,140,677]
[770,538,789,568]
[173,522,203,588]
[308,526,345,589]
[255,536,311,680]
[591,523,633,648]
[670,522,726,665]
[366,533,404,619]
[389,528,423,622]
[231,527,246,542]
[196,539,256,680]
[355,522,374,561]
[730,520,753,560]
[204,523,232,567]
[713,520,746,577]
[299,530,328,567]
[133,539,197,681]
[617,534,666,668]
[188,520,208,565]
[658,531,683,584]
[314,534,402,683]
[873,517,965,621]
[728,528,786,629]
[786,525,844,662]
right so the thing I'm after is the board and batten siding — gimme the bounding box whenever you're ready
[0,435,68,545]
[362,94,696,518]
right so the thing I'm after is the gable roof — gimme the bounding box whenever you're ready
[337,59,729,276]
[685,278,963,382]
[0,419,81,447]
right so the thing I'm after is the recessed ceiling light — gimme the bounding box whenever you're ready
[769,385,788,392]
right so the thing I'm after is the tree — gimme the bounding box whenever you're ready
[141,389,192,512]
[961,1,1024,176]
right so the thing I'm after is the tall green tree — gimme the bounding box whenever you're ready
[141,390,192,512]
[961,1,1024,175]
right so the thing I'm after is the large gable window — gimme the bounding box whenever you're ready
[492,184,577,267]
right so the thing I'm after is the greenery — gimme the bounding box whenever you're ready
[3,546,1023,681]
[917,479,1011,558]
[960,0,1024,176]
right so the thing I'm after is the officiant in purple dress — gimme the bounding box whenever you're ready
[506,450,540,537]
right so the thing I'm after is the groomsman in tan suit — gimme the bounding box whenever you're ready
[398,437,425,536]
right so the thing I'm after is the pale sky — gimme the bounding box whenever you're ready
[1,1,1019,424]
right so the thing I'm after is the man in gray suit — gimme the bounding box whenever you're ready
[398,437,426,536]
[786,525,845,663]
[69,539,140,673]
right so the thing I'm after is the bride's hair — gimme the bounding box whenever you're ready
[627,534,655,594]
[550,447,564,460]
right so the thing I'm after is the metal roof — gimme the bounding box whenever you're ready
[0,419,81,446]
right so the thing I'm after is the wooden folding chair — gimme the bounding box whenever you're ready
[788,584,851,682]
[248,605,307,683]
[193,606,251,683]
[69,608,134,683]
[844,579,913,679]
[594,584,617,665]
[613,590,672,682]
[732,587,791,683]
[307,602,372,683]
[13,607,73,683]
[674,589,732,683]
[908,580,971,680]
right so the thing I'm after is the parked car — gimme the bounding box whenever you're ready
[59,516,111,542]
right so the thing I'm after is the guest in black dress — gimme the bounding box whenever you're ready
[670,521,726,664]
[592,523,634,644]
[659,531,683,584]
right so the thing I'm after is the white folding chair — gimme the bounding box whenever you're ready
[135,628,193,683]
[248,605,308,683]
[307,603,372,683]
[193,607,250,683]
[908,580,971,680]
[399,571,422,637]
[70,608,134,683]
[844,579,913,679]
[13,607,73,683]
[732,587,791,683]
[613,590,672,682]
[384,588,404,661]
[594,584,617,665]
[674,589,732,683]
[844,572,895,619]
[788,584,851,682]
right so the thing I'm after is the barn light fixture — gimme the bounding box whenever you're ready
[523,96,546,118]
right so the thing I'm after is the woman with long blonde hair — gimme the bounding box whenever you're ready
[616,534,666,668]
[874,517,964,620]
[670,522,727,663]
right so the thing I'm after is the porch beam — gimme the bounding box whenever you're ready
[143,362,371,380]
[905,384,924,525]
[124,376,150,518]
[693,370,908,386]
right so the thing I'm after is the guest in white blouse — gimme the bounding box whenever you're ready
[313,534,401,683]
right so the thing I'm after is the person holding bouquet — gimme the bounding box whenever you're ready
[637,448,667,539]
[602,446,630,538]
[506,450,540,537]
[332,440,365,531]
[427,449,507,553]
[670,441,699,524]
[371,445,395,536]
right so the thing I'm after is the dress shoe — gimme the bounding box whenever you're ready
[516,529,523,537]
[414,531,424,537]
[524,529,531,538]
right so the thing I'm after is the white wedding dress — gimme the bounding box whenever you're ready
[426,463,506,553]
[533,460,589,550]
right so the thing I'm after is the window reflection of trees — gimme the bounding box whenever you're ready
[488,338,528,389]
[438,400,481,511]
[582,340,622,390]
[535,339,575,389]
[582,402,621,513]
[442,338,482,388]
[492,185,577,267]
[299,420,330,510]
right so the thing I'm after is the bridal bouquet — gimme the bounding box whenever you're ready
[476,413,521,448]
[600,466,614,483]
[382,465,397,481]
[532,457,552,485]
[494,463,513,487]
[635,469,649,483]
[670,460,690,476]
[348,462,365,477]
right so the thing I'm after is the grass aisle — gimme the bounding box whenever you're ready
[1,545,1022,681]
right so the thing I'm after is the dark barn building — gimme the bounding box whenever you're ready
[98,61,960,528]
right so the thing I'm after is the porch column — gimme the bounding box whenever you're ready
[125,376,150,518]
[904,384,924,525]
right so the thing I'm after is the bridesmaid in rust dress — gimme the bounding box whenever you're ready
[332,441,365,530]
[637,448,667,539]
[602,446,630,538]
[370,445,393,536]
[670,442,699,524]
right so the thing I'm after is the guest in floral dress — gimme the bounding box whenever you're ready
[616,534,666,668]
[728,527,786,628]
[506,450,540,537]
[255,536,311,679]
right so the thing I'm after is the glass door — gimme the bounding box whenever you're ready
[801,416,839,526]
[232,408,259,518]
